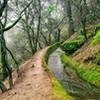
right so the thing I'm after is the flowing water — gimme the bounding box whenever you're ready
[48,48,100,100]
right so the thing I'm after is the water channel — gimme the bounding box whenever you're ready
[48,48,100,100]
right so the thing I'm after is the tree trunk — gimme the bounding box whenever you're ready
[80,0,88,40]
[0,24,13,88]
[35,0,41,51]
[64,0,75,36]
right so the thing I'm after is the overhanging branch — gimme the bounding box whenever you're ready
[0,0,33,32]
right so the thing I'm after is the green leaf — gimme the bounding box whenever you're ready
[48,4,55,13]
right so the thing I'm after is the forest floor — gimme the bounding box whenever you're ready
[0,48,59,100]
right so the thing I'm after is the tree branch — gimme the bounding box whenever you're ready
[0,0,8,17]
[0,0,33,32]
[6,46,20,76]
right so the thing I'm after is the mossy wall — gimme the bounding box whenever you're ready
[60,52,100,87]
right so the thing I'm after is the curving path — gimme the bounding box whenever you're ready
[0,48,60,100]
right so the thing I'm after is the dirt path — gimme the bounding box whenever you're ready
[0,48,59,100]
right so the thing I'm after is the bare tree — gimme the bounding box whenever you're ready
[0,0,33,92]
[62,0,75,37]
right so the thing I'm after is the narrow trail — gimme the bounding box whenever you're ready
[0,48,59,100]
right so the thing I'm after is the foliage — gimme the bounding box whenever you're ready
[61,35,85,54]
[91,28,100,45]
[96,54,100,65]
[48,4,55,13]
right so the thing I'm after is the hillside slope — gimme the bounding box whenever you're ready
[73,42,100,64]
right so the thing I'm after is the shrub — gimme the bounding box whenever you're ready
[61,35,85,54]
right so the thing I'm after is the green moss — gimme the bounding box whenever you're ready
[42,42,73,100]
[96,54,100,65]
[96,23,100,27]
[78,68,100,87]
[91,28,100,45]
[61,35,85,54]
[52,76,73,100]
[60,52,100,87]
[43,42,63,63]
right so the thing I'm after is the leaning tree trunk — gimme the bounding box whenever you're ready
[0,24,13,88]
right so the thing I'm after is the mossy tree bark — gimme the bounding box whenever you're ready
[0,26,13,88]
